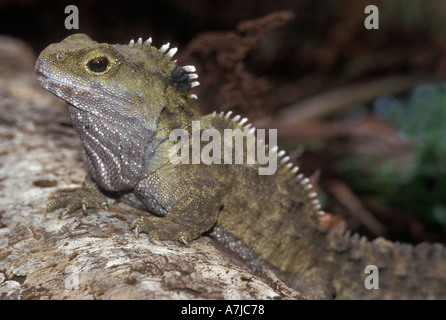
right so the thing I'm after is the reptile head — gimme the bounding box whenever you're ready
[35,33,198,130]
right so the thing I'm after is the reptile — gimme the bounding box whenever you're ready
[35,34,446,299]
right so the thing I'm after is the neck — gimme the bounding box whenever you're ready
[68,104,156,192]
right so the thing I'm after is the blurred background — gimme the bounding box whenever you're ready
[1,0,446,244]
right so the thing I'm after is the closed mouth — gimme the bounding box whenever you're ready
[35,68,134,107]
[35,72,48,82]
[36,71,91,94]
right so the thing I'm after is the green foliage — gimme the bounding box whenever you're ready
[341,84,446,229]
[376,84,446,228]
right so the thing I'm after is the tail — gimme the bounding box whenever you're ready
[294,231,446,299]
[200,110,446,299]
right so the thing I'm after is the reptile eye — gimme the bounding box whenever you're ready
[87,57,109,73]
[56,52,66,61]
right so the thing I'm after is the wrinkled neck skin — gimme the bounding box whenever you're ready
[68,103,159,192]
[67,96,197,194]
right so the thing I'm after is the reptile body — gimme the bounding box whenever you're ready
[35,34,446,299]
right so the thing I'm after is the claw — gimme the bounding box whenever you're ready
[102,201,109,211]
[81,202,88,215]
[149,236,166,247]
[131,219,140,238]
[178,236,189,247]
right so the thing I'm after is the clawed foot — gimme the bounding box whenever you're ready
[47,175,109,215]
[131,216,195,246]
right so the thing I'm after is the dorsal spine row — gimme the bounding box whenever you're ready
[128,36,199,100]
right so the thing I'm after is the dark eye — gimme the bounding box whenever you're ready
[87,57,109,72]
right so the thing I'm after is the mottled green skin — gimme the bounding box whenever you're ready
[35,34,446,299]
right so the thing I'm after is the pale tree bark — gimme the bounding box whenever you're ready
[0,35,302,300]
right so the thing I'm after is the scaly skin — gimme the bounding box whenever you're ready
[35,34,446,299]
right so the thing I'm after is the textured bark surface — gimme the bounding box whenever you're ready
[0,35,303,300]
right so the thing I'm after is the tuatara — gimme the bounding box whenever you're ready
[35,34,446,299]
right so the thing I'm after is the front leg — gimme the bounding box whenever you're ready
[131,164,224,245]
[47,174,109,215]
[132,191,222,245]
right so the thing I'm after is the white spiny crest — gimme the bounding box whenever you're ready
[183,65,196,72]
[190,81,200,88]
[281,156,290,164]
[188,73,199,79]
[223,111,256,133]
[128,36,199,99]
[215,108,325,217]
[160,42,170,53]
[239,118,248,125]
[130,37,152,46]
[360,235,367,246]
[344,230,352,240]
[132,31,327,219]
[182,64,199,92]
[167,47,178,58]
